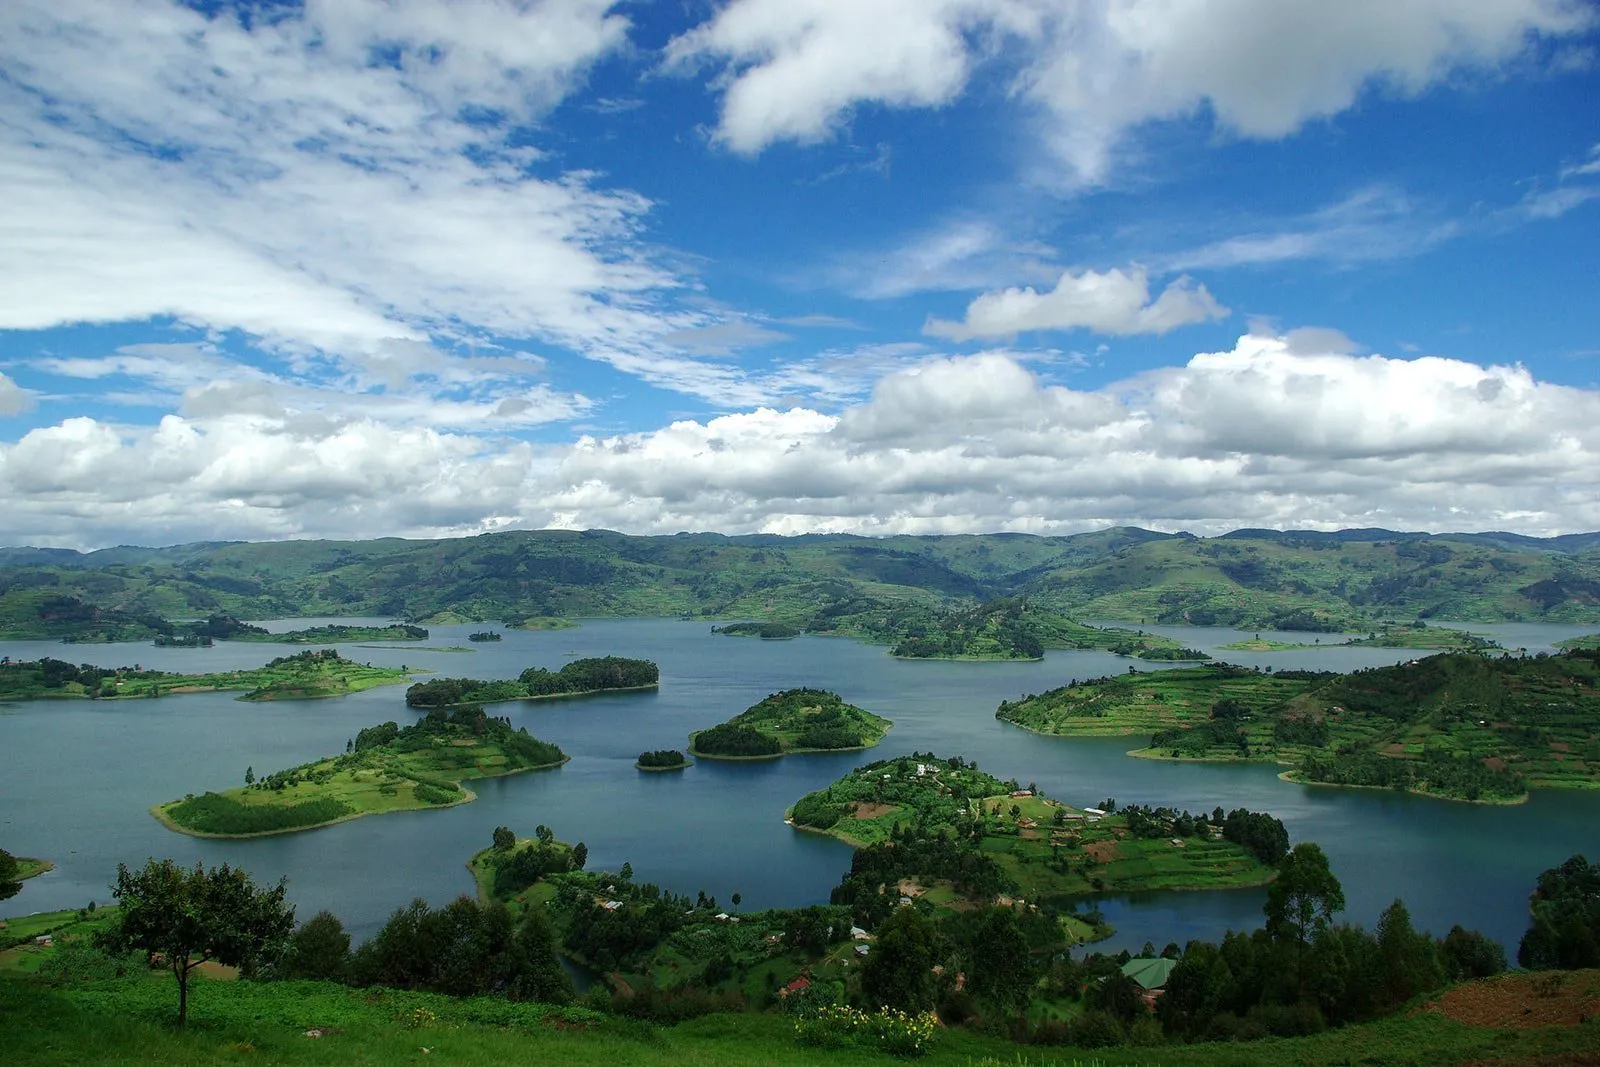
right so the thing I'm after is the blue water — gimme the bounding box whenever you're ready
[3,619,1596,954]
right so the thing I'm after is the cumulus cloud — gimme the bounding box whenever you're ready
[669,0,1591,178]
[0,372,32,416]
[925,267,1228,340]
[8,334,1600,546]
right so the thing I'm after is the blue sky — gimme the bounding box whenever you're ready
[0,0,1597,547]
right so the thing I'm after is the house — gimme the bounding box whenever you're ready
[850,925,871,941]
[855,944,870,957]
[780,976,810,997]
[714,912,731,922]
[1010,789,1033,798]
[1120,956,1177,1006]
[1083,807,1106,816]
[600,900,623,911]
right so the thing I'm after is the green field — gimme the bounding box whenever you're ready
[689,689,892,759]
[0,649,415,703]
[790,755,1277,910]
[1556,632,1600,650]
[1002,652,1600,803]
[154,707,568,838]
[15,856,52,881]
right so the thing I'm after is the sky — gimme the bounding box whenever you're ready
[1,0,1598,549]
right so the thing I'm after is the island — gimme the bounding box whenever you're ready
[468,631,503,642]
[1556,632,1600,651]
[998,649,1600,804]
[1218,624,1498,653]
[636,749,691,771]
[153,706,568,838]
[711,622,801,639]
[152,615,431,646]
[788,753,1282,934]
[404,656,659,708]
[689,688,891,759]
[0,649,416,702]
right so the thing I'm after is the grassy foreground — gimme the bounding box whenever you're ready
[3,972,1600,1067]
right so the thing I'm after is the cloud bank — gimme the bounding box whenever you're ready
[5,334,1599,547]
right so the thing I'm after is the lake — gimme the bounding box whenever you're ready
[3,618,1597,955]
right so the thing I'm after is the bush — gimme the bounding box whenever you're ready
[165,792,351,834]
[794,1004,938,1057]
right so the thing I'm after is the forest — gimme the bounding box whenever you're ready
[404,656,659,707]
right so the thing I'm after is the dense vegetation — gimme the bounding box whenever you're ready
[690,689,891,758]
[1519,854,1600,969]
[712,621,801,639]
[405,656,659,707]
[1219,623,1501,653]
[0,648,413,702]
[637,749,690,769]
[999,650,1600,803]
[156,706,567,836]
[5,526,1600,643]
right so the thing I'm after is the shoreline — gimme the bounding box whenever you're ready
[1276,769,1529,806]
[150,758,570,839]
[635,760,690,772]
[415,682,659,710]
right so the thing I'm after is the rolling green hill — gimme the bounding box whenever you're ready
[2,526,1598,640]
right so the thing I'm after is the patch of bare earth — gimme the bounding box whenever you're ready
[1419,970,1600,1030]
[850,802,897,820]
[1084,840,1119,863]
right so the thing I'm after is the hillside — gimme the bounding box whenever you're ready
[997,651,1600,803]
[0,649,413,702]
[1,526,1598,640]
[690,688,891,759]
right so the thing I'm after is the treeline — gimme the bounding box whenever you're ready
[1519,854,1600,968]
[712,622,800,639]
[405,656,658,707]
[1299,747,1526,802]
[693,722,781,756]
[637,749,687,768]
[162,792,352,835]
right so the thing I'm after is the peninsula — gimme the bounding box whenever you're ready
[689,687,891,759]
[0,649,414,702]
[789,753,1281,931]
[404,656,659,707]
[998,650,1600,803]
[153,706,568,838]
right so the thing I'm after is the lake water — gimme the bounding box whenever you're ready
[3,619,1598,955]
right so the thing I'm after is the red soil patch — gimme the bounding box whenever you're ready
[1385,743,1409,755]
[1484,756,1509,773]
[1550,742,1571,753]
[1419,970,1600,1030]
[850,802,897,820]
[1084,840,1119,863]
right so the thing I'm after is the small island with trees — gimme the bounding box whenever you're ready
[0,649,415,702]
[1219,623,1499,653]
[468,631,503,642]
[997,649,1600,803]
[711,621,801,639]
[689,688,891,759]
[152,705,568,838]
[404,656,659,707]
[636,749,691,771]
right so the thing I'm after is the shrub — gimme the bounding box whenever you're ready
[794,1004,938,1057]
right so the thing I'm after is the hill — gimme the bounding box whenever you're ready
[690,689,891,759]
[997,650,1600,803]
[0,649,413,702]
[1,526,1598,640]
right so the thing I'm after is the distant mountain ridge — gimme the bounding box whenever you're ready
[1,525,1598,638]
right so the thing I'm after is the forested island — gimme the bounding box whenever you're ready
[711,621,800,639]
[0,649,414,702]
[404,656,659,707]
[153,706,568,838]
[788,754,1280,927]
[689,688,891,759]
[468,630,502,642]
[998,650,1600,803]
[636,749,690,770]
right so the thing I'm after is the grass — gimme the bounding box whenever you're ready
[5,969,1600,1066]
[15,857,53,881]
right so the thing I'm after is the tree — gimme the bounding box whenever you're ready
[283,910,350,981]
[571,842,588,870]
[1375,899,1443,1008]
[1264,843,1345,989]
[731,892,742,912]
[966,908,1034,1011]
[0,849,21,902]
[492,826,515,852]
[244,766,254,786]
[619,861,633,883]
[97,859,294,1028]
[860,907,938,1012]
[535,824,554,846]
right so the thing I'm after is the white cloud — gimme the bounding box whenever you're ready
[925,267,1227,340]
[820,219,1061,300]
[0,372,32,417]
[660,322,792,355]
[9,334,1600,546]
[669,0,1591,179]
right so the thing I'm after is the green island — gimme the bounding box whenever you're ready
[636,749,691,771]
[999,650,1600,803]
[788,754,1280,924]
[467,631,502,642]
[404,656,659,707]
[689,688,891,759]
[232,623,430,644]
[1219,624,1499,653]
[877,598,1210,662]
[14,857,52,881]
[153,706,568,838]
[712,621,801,639]
[0,649,415,702]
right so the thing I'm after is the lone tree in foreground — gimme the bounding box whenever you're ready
[97,858,294,1028]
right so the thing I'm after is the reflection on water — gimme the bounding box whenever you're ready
[2,619,1597,951]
